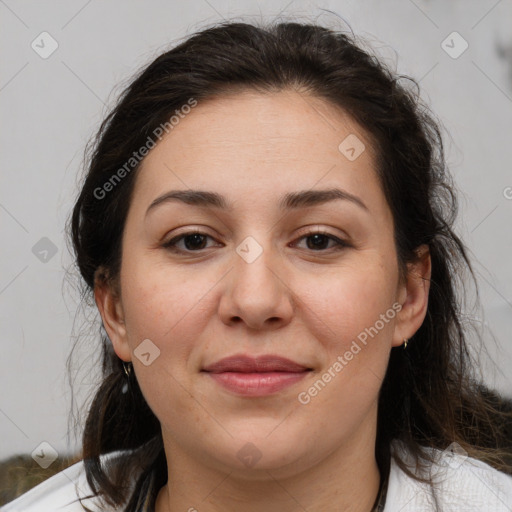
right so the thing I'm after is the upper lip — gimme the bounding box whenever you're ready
[202,354,311,373]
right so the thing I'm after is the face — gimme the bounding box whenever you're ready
[96,89,430,479]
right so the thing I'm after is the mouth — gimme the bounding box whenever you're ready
[202,354,312,373]
[201,354,313,396]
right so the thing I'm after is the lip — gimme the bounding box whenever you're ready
[202,354,310,373]
[202,355,312,397]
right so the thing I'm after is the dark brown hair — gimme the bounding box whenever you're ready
[66,18,512,511]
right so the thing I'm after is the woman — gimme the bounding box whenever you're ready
[3,18,512,512]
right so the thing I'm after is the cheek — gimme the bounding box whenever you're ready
[298,259,398,406]
[124,286,196,337]
[291,265,397,443]
[299,274,396,390]
[120,267,215,422]
[120,258,215,367]
[300,259,398,342]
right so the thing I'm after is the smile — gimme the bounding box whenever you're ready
[205,371,310,396]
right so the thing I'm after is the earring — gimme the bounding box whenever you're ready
[122,361,133,378]
[121,361,132,394]
[403,338,409,349]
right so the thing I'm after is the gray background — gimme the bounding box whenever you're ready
[1,0,511,462]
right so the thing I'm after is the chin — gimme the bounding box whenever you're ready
[220,428,311,473]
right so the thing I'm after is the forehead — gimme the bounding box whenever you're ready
[147,89,376,161]
[131,89,386,215]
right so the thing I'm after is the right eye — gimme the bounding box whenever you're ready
[161,231,222,253]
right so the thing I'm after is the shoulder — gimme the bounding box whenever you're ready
[384,440,512,512]
[0,451,132,512]
[0,459,99,512]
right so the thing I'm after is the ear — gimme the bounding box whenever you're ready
[93,267,132,362]
[392,244,431,347]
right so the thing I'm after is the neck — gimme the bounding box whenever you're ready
[155,419,381,512]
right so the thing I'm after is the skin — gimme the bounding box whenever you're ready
[95,89,431,512]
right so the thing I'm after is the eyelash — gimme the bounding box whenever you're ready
[161,229,350,254]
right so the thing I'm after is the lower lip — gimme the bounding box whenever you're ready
[205,371,309,396]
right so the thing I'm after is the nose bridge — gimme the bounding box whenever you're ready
[219,232,293,329]
[233,233,280,296]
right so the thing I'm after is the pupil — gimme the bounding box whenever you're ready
[185,234,206,250]
[308,234,328,250]
[182,234,330,251]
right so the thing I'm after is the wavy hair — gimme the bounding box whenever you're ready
[66,18,512,511]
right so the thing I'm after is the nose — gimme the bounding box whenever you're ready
[217,239,294,331]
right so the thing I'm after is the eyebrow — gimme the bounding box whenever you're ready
[145,188,369,217]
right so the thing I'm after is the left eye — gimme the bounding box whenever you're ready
[162,231,348,253]
[292,232,349,251]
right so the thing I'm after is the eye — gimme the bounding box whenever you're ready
[162,229,350,254]
[292,231,350,252]
[162,231,220,253]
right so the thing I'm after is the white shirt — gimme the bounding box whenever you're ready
[2,442,512,511]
